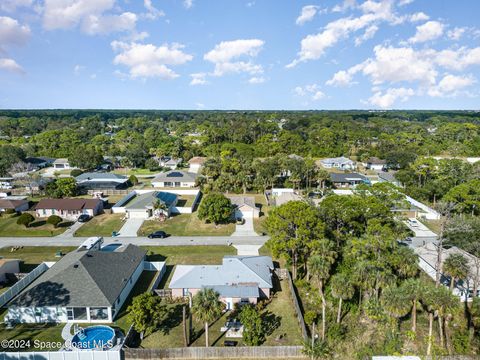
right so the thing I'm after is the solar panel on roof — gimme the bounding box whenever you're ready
[166,172,183,177]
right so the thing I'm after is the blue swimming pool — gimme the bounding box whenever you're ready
[71,325,116,350]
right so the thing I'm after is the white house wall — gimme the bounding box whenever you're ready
[111,259,144,319]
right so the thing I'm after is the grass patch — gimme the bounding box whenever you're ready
[0,322,64,351]
[176,195,196,208]
[0,246,76,272]
[0,216,67,237]
[112,168,158,176]
[74,214,125,237]
[144,245,236,265]
[418,218,441,234]
[138,213,235,236]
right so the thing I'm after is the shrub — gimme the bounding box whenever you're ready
[70,169,83,177]
[47,215,63,228]
[17,213,35,228]
[129,175,139,186]
[4,209,16,215]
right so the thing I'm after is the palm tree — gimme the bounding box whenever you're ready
[308,246,335,341]
[381,285,411,329]
[330,273,355,324]
[153,199,168,219]
[401,278,423,333]
[392,246,419,279]
[435,286,459,353]
[443,253,469,291]
[192,288,224,347]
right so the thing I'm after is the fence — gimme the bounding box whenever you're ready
[0,262,53,308]
[143,261,166,292]
[0,351,121,360]
[124,346,305,359]
[153,289,172,298]
[282,269,309,341]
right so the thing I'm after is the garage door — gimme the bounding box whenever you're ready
[235,208,254,218]
[127,210,148,219]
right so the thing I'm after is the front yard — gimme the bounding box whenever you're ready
[74,213,125,237]
[0,246,76,272]
[0,216,68,237]
[138,213,235,236]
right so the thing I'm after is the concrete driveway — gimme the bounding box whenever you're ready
[58,221,85,238]
[232,216,258,237]
[118,218,144,237]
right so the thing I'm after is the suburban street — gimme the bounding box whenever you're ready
[0,235,269,248]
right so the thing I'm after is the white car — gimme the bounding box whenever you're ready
[408,218,419,227]
[0,183,13,190]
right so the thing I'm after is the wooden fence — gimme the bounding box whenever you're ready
[124,346,306,359]
[281,269,309,341]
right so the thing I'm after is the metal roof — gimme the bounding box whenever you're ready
[169,256,273,290]
[152,170,199,183]
[124,191,177,210]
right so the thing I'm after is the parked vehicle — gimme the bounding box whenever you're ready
[0,182,13,190]
[148,230,168,239]
[78,214,91,223]
[407,218,419,227]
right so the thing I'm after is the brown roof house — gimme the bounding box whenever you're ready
[35,198,103,221]
[0,199,29,213]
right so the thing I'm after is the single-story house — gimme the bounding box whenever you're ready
[188,157,207,173]
[0,259,20,283]
[24,157,54,169]
[123,191,178,219]
[0,199,29,213]
[378,171,402,187]
[363,157,387,171]
[5,244,146,323]
[415,242,480,301]
[319,157,356,170]
[52,158,73,170]
[76,172,129,190]
[35,198,103,220]
[330,172,369,188]
[151,170,199,188]
[169,256,274,310]
[229,196,260,219]
[156,156,182,170]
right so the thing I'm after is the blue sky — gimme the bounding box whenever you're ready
[0,0,479,110]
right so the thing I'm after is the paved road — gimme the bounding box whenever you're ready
[0,235,269,248]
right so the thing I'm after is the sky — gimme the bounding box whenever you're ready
[0,0,480,110]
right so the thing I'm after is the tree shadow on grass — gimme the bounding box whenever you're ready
[262,310,281,338]
[157,304,184,336]
[29,220,46,228]
[57,221,74,228]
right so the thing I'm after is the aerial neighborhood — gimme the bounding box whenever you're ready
[0,111,479,359]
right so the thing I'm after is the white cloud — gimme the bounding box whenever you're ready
[112,41,193,80]
[355,25,378,46]
[294,84,325,101]
[0,0,33,13]
[368,87,414,108]
[296,5,320,26]
[409,12,429,23]
[82,12,137,35]
[73,64,85,75]
[0,16,31,46]
[248,76,265,84]
[398,0,414,6]
[143,0,164,20]
[433,47,480,71]
[204,39,264,77]
[409,20,444,43]
[428,74,475,97]
[195,102,205,109]
[183,0,193,9]
[190,72,207,85]
[42,0,137,35]
[359,45,437,85]
[288,0,401,67]
[332,0,356,13]
[326,64,363,87]
[447,27,466,41]
[0,58,24,74]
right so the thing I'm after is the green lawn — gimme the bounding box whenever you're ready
[140,278,303,348]
[138,213,235,236]
[0,321,64,351]
[74,214,125,237]
[0,216,68,237]
[144,245,236,265]
[112,168,158,176]
[0,246,76,272]
[176,195,196,208]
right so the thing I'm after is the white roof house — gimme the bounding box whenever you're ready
[151,170,199,188]
[319,157,355,170]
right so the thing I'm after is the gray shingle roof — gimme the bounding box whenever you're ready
[152,170,198,183]
[208,285,259,298]
[10,245,146,307]
[229,196,259,210]
[76,172,128,182]
[169,256,273,290]
[125,191,177,210]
